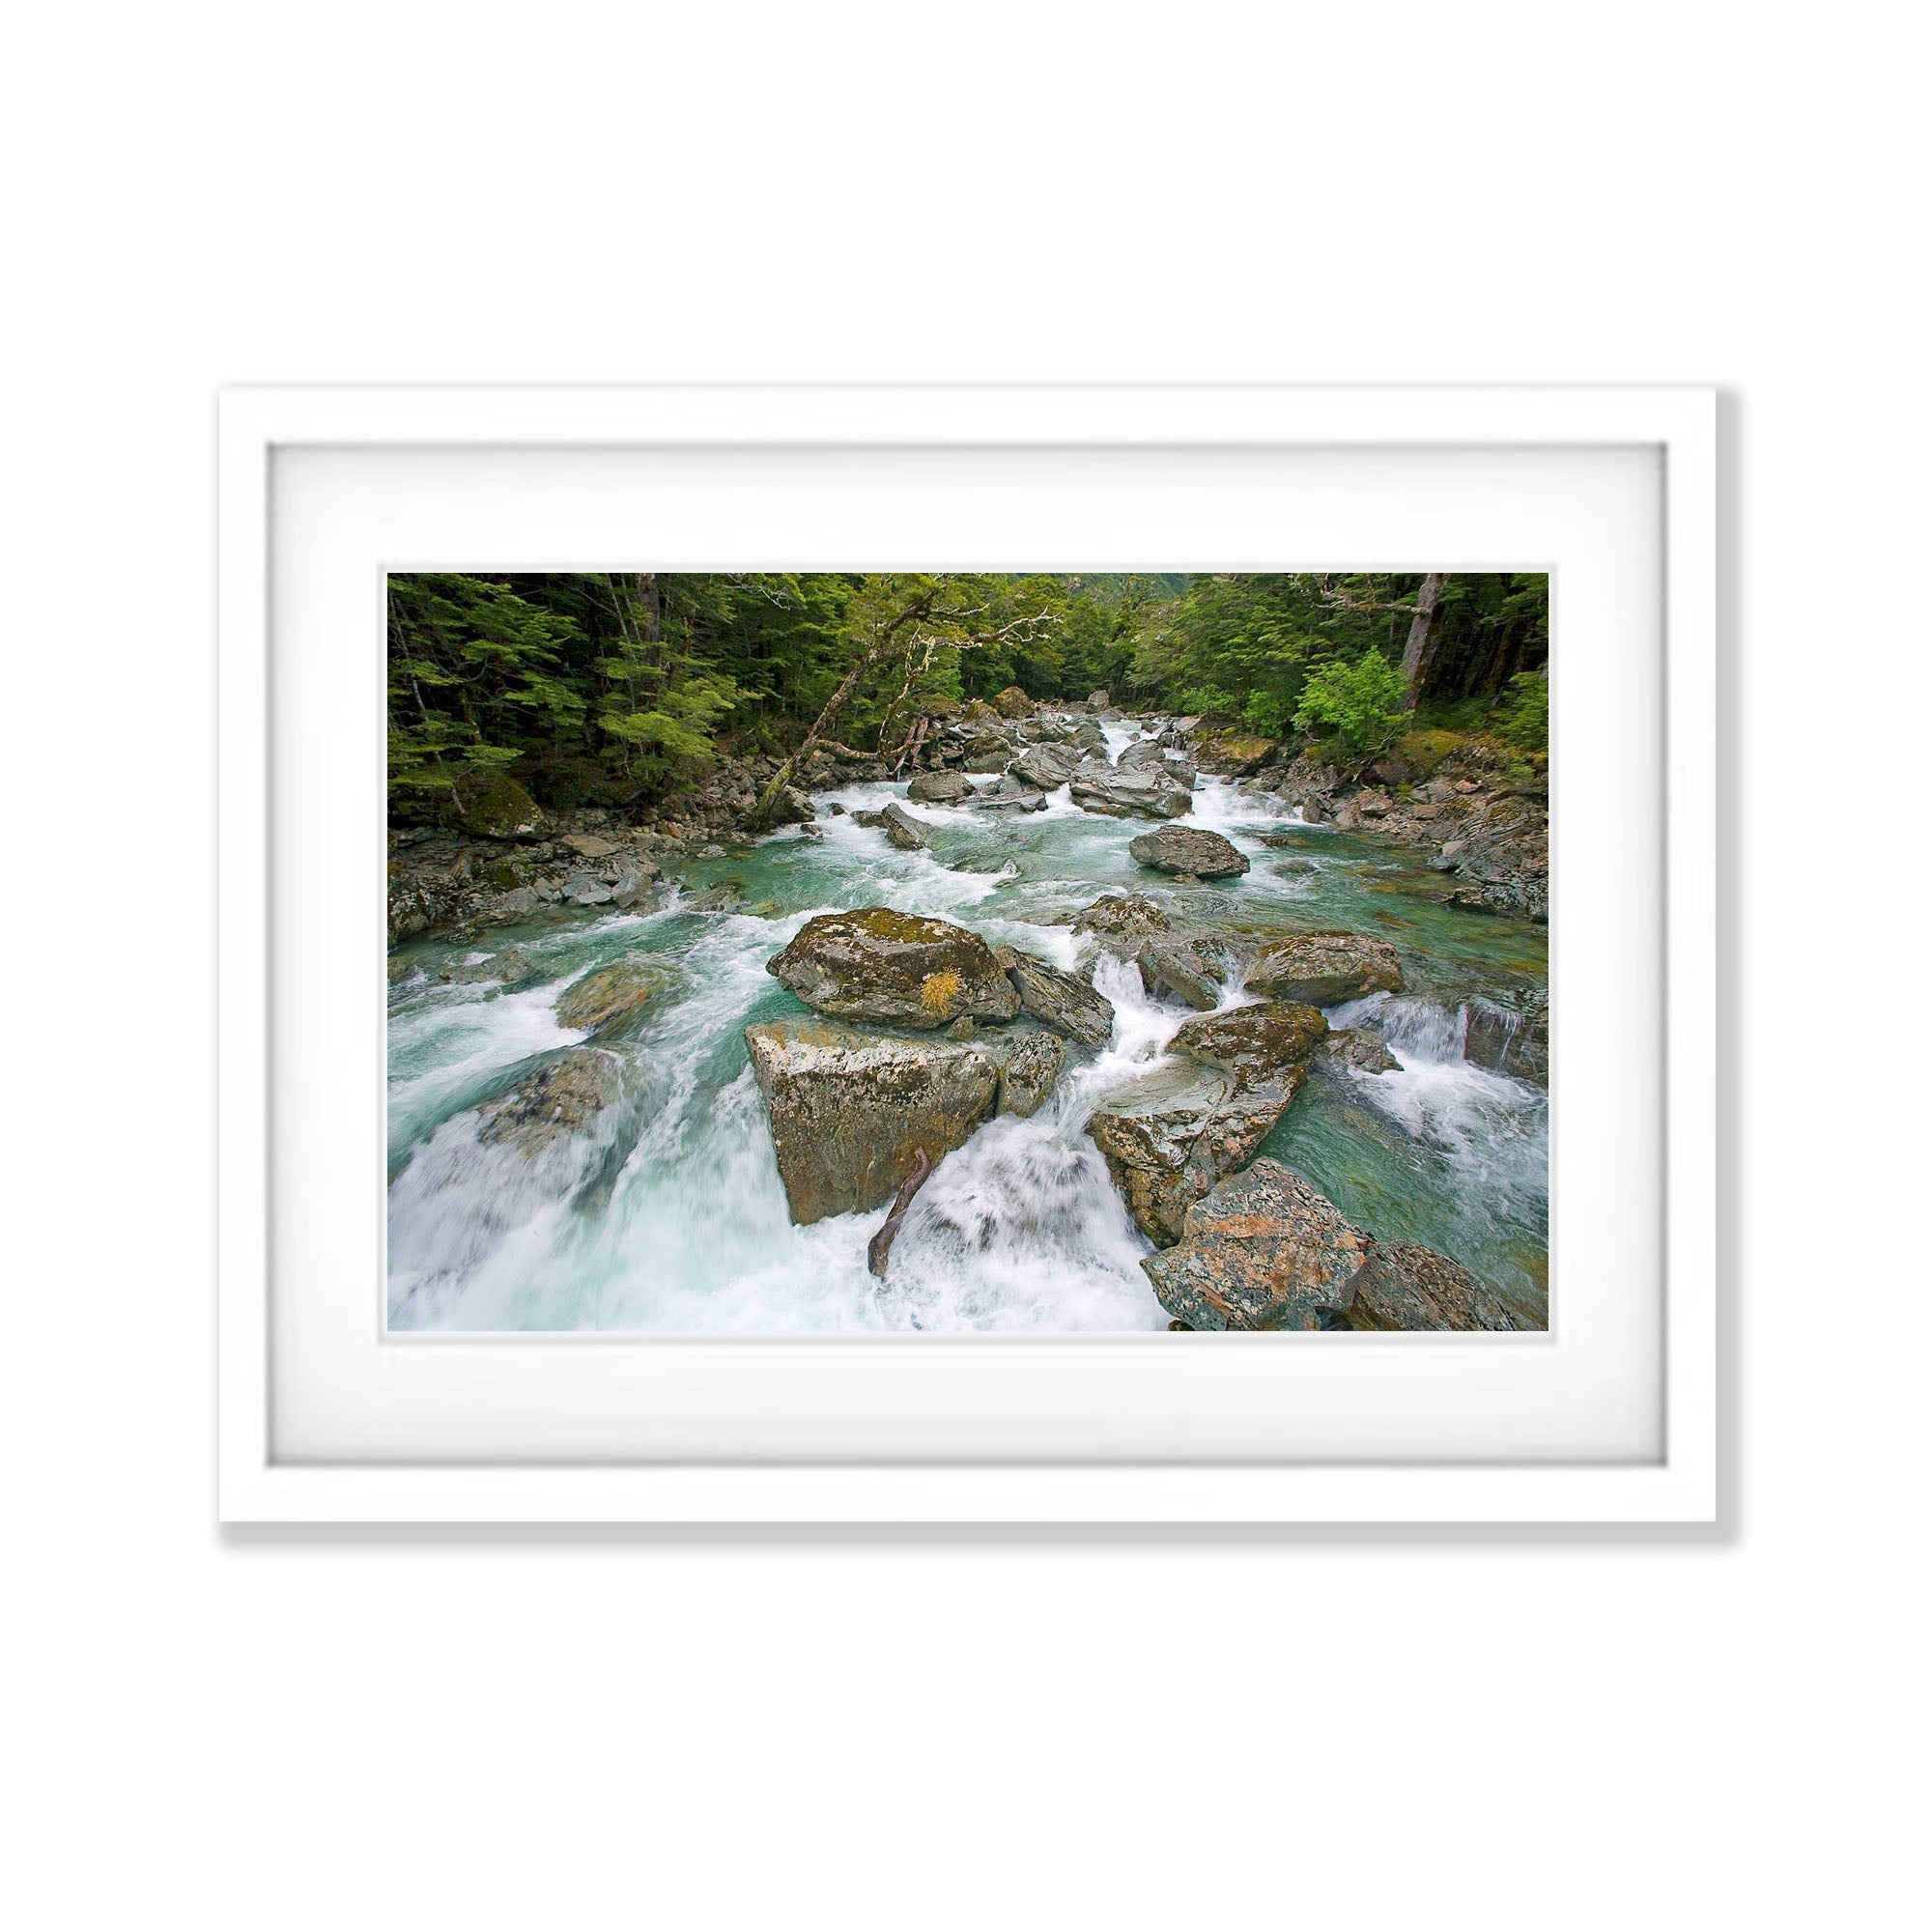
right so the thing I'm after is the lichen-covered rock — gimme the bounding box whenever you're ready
[879,801,929,850]
[743,1018,1002,1223]
[1068,762,1193,820]
[990,1029,1066,1118]
[1140,1159,1371,1330]
[454,773,550,841]
[766,908,1022,1030]
[992,685,1034,720]
[1244,930,1405,1005]
[1463,992,1549,1084]
[440,946,532,987]
[1191,733,1275,777]
[554,956,675,1035]
[1009,741,1079,790]
[906,770,975,804]
[1340,1239,1535,1331]
[1001,949,1117,1048]
[1314,1028,1401,1077]
[1132,937,1225,1010]
[1073,894,1170,940]
[1128,824,1250,879]
[1170,1000,1328,1088]
[478,1047,625,1153]
[1117,739,1198,785]
[1086,1059,1305,1246]
[968,773,1048,812]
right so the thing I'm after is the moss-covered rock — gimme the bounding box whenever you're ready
[1170,1000,1327,1089]
[477,1047,624,1153]
[992,685,1034,720]
[765,908,1022,1030]
[453,772,550,841]
[1127,824,1250,879]
[1245,929,1404,1005]
[554,956,676,1035]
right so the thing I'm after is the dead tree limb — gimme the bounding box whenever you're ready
[867,1147,935,1280]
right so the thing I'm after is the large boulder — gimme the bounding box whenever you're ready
[1340,1239,1535,1331]
[1001,949,1117,1048]
[1191,733,1275,777]
[1068,763,1193,820]
[1128,825,1250,879]
[1073,894,1170,939]
[554,956,675,1035]
[1009,740,1080,790]
[906,769,975,804]
[992,685,1034,720]
[968,773,1048,812]
[744,1019,1002,1223]
[1067,720,1110,757]
[1086,1058,1304,1246]
[478,1047,625,1154]
[766,908,1021,1030]
[454,773,549,841]
[1140,1160,1371,1330]
[960,733,1015,774]
[879,801,928,850]
[1244,930,1404,1005]
[1170,1001,1328,1088]
[1463,992,1549,1084]
[1118,739,1198,785]
[1087,689,1111,711]
[1132,936,1226,1010]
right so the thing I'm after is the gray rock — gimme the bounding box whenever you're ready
[477,1047,625,1154]
[879,801,929,850]
[1068,763,1193,820]
[1314,1028,1401,1077]
[1170,1001,1328,1088]
[1462,992,1549,1084]
[990,1029,1066,1118]
[1244,930,1404,1005]
[561,874,614,907]
[554,956,676,1036]
[766,907,1022,1030]
[1073,894,1170,940]
[1128,825,1250,879]
[1086,1058,1304,1246]
[744,1018,1003,1223]
[968,774,1048,812]
[1140,1158,1371,1329]
[491,887,543,921]
[1132,937,1225,1010]
[1002,949,1117,1048]
[1009,740,1079,789]
[906,770,976,804]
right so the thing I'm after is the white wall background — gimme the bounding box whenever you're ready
[4,5,1922,1928]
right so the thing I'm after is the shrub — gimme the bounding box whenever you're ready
[1242,689,1290,739]
[1495,670,1548,753]
[919,970,964,1019]
[1292,651,1407,755]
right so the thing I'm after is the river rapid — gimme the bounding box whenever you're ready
[387,724,1549,1331]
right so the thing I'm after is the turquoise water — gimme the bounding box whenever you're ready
[386,735,1548,1330]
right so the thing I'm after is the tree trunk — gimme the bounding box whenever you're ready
[867,1147,934,1279]
[1399,572,1447,708]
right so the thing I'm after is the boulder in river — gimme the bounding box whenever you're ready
[766,908,1022,1030]
[1131,936,1226,1010]
[906,769,975,804]
[1086,1058,1304,1247]
[1068,762,1193,820]
[1140,1159,1371,1330]
[990,1029,1066,1118]
[554,955,676,1035]
[1073,894,1170,939]
[1128,824,1250,879]
[879,801,929,850]
[478,1046,625,1154]
[744,1018,1003,1223]
[1340,1238,1535,1331]
[1244,929,1405,1005]
[1462,992,1549,1085]
[1117,739,1198,785]
[1088,689,1111,711]
[1170,1000,1328,1088]
[1009,740,1080,790]
[969,773,1048,812]
[1314,1027,1401,1077]
[992,685,1034,720]
[1000,948,1117,1048]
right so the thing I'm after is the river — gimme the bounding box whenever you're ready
[386,723,1549,1330]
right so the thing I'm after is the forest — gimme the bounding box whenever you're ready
[387,571,1549,820]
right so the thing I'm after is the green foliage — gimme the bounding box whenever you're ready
[1293,650,1408,755]
[1494,670,1549,753]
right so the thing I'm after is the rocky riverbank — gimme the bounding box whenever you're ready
[389,692,1549,947]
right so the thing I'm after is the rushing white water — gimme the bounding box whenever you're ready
[387,749,1549,1330]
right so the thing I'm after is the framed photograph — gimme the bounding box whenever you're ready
[218,384,1716,1521]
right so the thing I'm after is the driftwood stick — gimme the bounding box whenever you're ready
[867,1146,935,1280]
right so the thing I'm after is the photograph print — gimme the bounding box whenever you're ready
[385,571,1550,1333]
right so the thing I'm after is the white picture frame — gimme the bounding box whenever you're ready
[218,384,1716,1523]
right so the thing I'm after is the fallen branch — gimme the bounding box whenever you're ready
[867,1146,935,1280]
